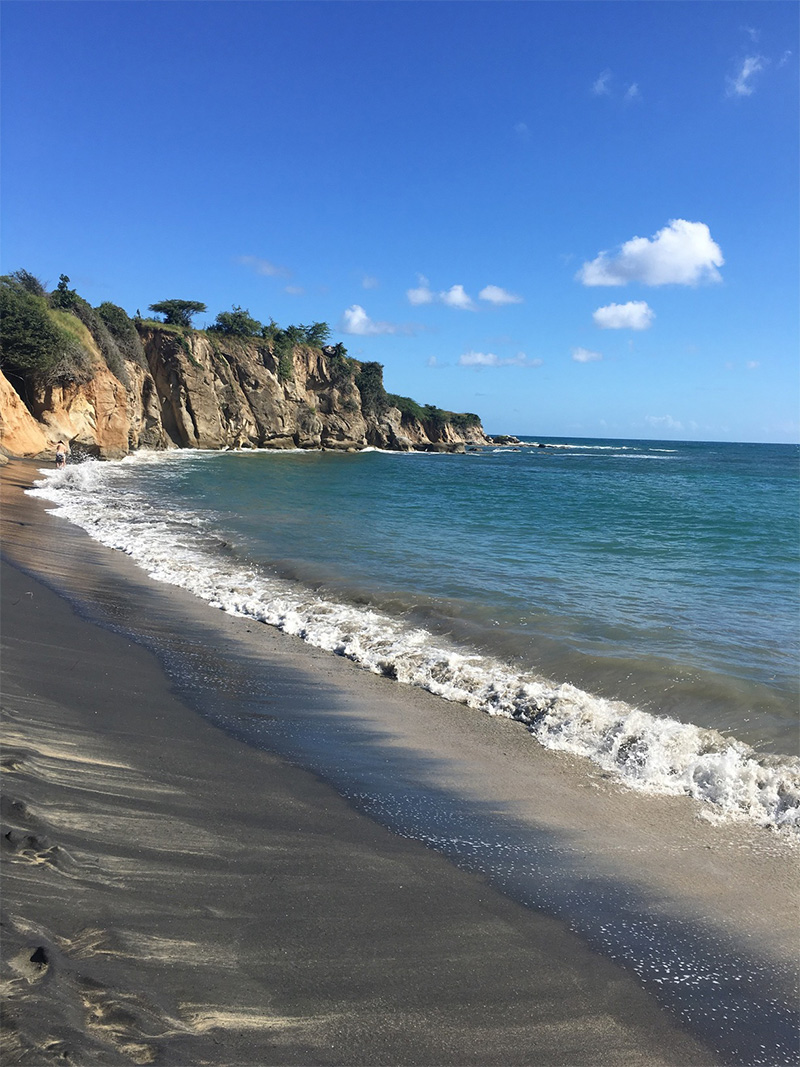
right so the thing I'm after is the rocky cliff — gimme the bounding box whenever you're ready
[0,326,490,460]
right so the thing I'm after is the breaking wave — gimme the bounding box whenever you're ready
[29,455,800,836]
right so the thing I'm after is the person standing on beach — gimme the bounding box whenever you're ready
[55,441,68,469]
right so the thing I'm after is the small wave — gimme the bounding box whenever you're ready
[28,458,800,837]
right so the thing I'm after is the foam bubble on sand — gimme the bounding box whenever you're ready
[29,457,800,836]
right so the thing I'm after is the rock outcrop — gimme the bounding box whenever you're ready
[0,326,490,459]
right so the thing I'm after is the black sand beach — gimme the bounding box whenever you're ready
[2,460,797,1066]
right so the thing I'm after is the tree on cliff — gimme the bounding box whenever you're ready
[300,322,331,347]
[148,299,207,328]
[207,306,264,337]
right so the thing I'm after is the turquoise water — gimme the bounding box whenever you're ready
[183,438,799,747]
[32,437,800,829]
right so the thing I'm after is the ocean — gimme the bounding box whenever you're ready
[30,436,800,836]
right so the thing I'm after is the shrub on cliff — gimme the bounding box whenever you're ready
[0,275,95,395]
[208,306,264,337]
[97,302,148,369]
[356,362,389,416]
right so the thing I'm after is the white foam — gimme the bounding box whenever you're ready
[28,456,800,837]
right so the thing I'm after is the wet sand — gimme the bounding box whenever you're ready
[1,459,797,1065]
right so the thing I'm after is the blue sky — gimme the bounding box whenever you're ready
[2,1,797,442]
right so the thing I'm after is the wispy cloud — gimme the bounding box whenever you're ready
[572,347,603,363]
[727,55,766,97]
[592,69,612,96]
[479,285,523,306]
[284,285,305,296]
[237,255,290,278]
[459,350,542,368]
[645,414,683,432]
[592,70,641,102]
[577,219,724,287]
[362,275,379,290]
[514,121,531,140]
[339,305,412,336]
[593,300,655,330]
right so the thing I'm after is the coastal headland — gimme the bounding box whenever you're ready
[2,458,798,1066]
[0,275,489,460]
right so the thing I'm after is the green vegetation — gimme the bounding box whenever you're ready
[208,306,264,337]
[0,274,94,394]
[355,361,389,415]
[97,302,148,369]
[0,268,481,438]
[388,393,480,432]
[148,299,207,328]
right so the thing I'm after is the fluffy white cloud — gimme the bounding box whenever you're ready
[440,284,475,310]
[479,285,523,305]
[593,300,655,330]
[572,347,603,363]
[577,219,724,287]
[727,55,765,97]
[407,275,435,305]
[339,305,400,336]
[459,350,542,368]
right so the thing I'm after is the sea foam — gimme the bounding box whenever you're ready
[29,455,800,836]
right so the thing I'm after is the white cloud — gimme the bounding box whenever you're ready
[624,83,640,101]
[572,347,603,363]
[440,284,475,310]
[459,350,542,368]
[237,255,289,278]
[727,55,766,97]
[407,275,435,305]
[593,300,655,330]
[577,219,724,287]
[645,414,684,431]
[284,285,305,296]
[362,275,379,290]
[479,284,523,306]
[746,360,760,370]
[592,69,612,96]
[339,305,401,336]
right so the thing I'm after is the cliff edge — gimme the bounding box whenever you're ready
[0,288,490,460]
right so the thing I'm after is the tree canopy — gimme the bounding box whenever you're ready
[207,305,264,337]
[148,299,207,328]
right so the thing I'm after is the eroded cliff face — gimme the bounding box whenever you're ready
[0,327,490,459]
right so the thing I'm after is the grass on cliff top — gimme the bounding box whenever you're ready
[50,310,102,361]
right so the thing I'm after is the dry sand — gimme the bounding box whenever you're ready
[1,459,797,1065]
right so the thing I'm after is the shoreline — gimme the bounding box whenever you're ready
[2,458,797,1065]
